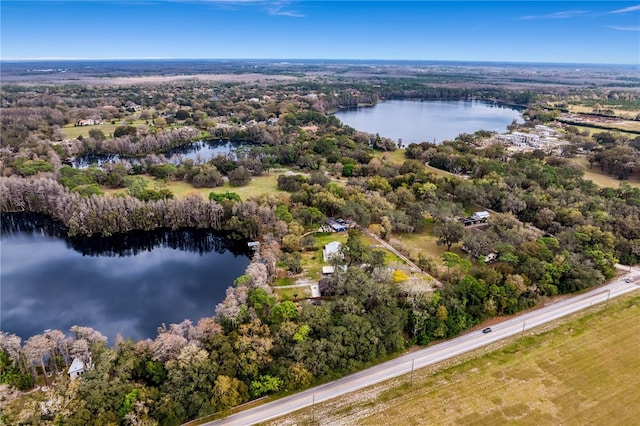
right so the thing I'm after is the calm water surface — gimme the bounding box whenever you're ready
[334,100,523,143]
[0,214,250,341]
[73,140,241,168]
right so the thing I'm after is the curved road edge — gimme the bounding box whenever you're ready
[201,273,640,426]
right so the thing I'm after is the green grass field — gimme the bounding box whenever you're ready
[565,124,639,139]
[425,162,457,178]
[375,149,407,166]
[62,122,120,139]
[386,218,465,269]
[61,118,154,139]
[101,173,283,200]
[569,156,640,189]
[266,290,640,425]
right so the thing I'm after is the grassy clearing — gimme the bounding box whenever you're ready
[569,156,640,189]
[387,218,466,268]
[299,232,349,280]
[61,119,151,139]
[566,119,640,134]
[275,286,310,301]
[425,163,457,178]
[566,105,640,120]
[376,149,407,166]
[266,291,640,426]
[273,276,295,287]
[101,173,283,200]
[293,231,404,282]
[565,124,639,139]
[62,122,119,139]
[193,174,283,200]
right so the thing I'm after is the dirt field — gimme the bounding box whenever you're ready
[265,291,640,426]
[4,73,300,86]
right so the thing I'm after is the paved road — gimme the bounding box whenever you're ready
[202,274,639,426]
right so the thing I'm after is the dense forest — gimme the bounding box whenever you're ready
[1,70,639,425]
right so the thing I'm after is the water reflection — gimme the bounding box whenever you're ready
[0,213,251,342]
[164,140,241,164]
[334,99,523,144]
[72,140,243,169]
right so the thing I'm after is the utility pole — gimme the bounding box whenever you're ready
[410,358,415,386]
[312,394,315,425]
[604,289,611,311]
[522,321,526,336]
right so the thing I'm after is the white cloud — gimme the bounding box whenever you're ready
[171,0,304,17]
[268,2,303,17]
[520,10,588,20]
[606,25,640,32]
[607,5,640,14]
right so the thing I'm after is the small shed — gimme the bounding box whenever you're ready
[323,241,342,262]
[322,266,335,275]
[484,252,498,263]
[68,358,85,379]
[472,211,490,221]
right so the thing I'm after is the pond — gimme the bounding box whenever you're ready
[0,213,251,342]
[334,99,523,144]
[72,140,242,169]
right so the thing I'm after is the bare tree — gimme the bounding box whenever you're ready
[0,332,27,374]
[24,334,52,386]
[44,329,69,373]
[245,262,269,289]
[69,339,91,365]
[192,317,223,342]
[151,333,188,362]
[215,286,249,327]
[70,325,108,345]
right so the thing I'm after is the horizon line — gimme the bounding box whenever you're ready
[1,57,638,67]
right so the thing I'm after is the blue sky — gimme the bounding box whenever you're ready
[1,1,639,64]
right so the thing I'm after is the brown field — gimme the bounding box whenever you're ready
[560,115,640,133]
[265,291,640,426]
[566,104,640,121]
[6,73,300,86]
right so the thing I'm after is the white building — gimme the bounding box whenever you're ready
[472,211,490,221]
[510,132,540,146]
[68,358,86,379]
[534,124,556,137]
[497,132,540,147]
[322,266,335,275]
[323,241,342,263]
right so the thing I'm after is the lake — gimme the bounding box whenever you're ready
[0,214,251,342]
[334,100,523,143]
